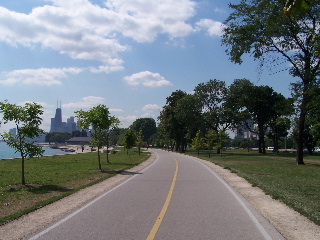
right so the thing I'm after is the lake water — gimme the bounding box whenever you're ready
[0,142,71,160]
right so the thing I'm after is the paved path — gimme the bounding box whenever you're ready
[27,149,284,240]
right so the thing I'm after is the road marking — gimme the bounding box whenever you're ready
[146,156,179,240]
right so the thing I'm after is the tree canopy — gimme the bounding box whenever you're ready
[222,0,320,164]
[75,104,120,168]
[130,118,157,146]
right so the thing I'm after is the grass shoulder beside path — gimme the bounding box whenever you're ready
[184,149,320,226]
[0,148,150,225]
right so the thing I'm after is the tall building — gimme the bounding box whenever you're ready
[67,116,78,133]
[9,128,17,135]
[50,107,63,133]
[50,102,78,133]
[236,120,257,139]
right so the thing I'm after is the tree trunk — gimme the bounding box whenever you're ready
[296,79,309,165]
[258,124,266,154]
[216,148,221,154]
[106,136,111,164]
[106,145,111,164]
[296,110,306,165]
[21,156,26,185]
[97,147,102,169]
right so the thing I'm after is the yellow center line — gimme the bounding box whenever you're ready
[146,156,179,240]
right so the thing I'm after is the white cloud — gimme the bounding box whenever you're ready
[124,71,172,87]
[0,0,198,73]
[118,115,138,128]
[0,68,83,86]
[141,104,162,118]
[195,19,224,37]
[142,104,162,113]
[63,96,105,109]
[110,108,124,113]
[105,0,196,42]
[214,7,226,14]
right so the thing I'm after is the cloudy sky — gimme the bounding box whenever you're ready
[0,0,294,132]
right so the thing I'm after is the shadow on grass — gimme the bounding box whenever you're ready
[27,185,72,194]
[6,184,72,194]
[100,169,142,175]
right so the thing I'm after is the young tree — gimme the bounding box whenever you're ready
[0,101,45,185]
[192,130,205,156]
[222,0,320,164]
[135,130,145,155]
[123,129,136,155]
[75,105,120,169]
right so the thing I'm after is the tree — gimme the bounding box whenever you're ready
[45,132,71,143]
[123,129,136,155]
[267,95,294,152]
[135,130,145,155]
[130,118,157,147]
[158,91,202,152]
[158,90,188,152]
[284,0,313,14]
[192,130,205,156]
[228,79,293,153]
[72,130,87,137]
[75,105,120,169]
[222,0,320,164]
[0,100,45,185]
[194,79,235,154]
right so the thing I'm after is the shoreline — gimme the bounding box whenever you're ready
[0,144,111,160]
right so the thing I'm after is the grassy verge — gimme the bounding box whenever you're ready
[0,148,150,225]
[185,149,320,226]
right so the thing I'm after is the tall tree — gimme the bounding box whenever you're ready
[267,95,294,151]
[194,79,234,153]
[229,79,293,153]
[0,101,45,185]
[222,0,320,164]
[158,91,202,152]
[130,118,157,147]
[75,105,119,168]
[158,90,188,152]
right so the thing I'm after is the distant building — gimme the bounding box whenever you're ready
[50,102,78,133]
[67,116,78,133]
[236,120,257,139]
[9,128,17,135]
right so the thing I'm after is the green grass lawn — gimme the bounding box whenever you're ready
[0,148,150,225]
[185,149,320,226]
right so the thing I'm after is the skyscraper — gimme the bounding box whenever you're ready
[50,107,63,133]
[50,101,78,133]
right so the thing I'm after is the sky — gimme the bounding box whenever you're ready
[0,0,296,132]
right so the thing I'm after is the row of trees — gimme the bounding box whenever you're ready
[156,79,295,155]
[221,0,320,164]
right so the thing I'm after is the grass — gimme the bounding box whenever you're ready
[185,149,320,226]
[0,148,150,225]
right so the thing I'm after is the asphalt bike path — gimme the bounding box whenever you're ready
[27,149,284,240]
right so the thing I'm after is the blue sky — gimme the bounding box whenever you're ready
[0,0,295,132]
